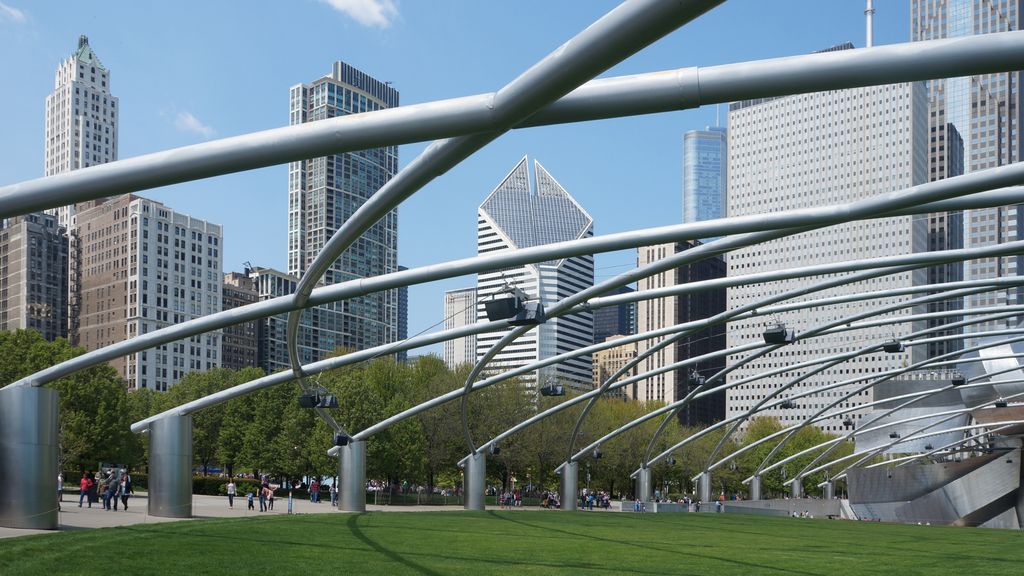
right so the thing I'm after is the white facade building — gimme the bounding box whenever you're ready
[726,81,929,432]
[44,36,119,228]
[476,157,595,389]
[443,287,478,369]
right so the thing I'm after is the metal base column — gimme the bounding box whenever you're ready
[149,415,192,518]
[561,461,578,511]
[749,475,762,501]
[822,480,835,501]
[637,466,652,503]
[697,471,712,505]
[0,386,59,529]
[340,440,366,512]
[790,477,804,499]
[464,452,486,510]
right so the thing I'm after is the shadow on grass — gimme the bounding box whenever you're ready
[486,511,825,576]
[345,514,443,576]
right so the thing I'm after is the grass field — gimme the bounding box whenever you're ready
[1,510,1022,575]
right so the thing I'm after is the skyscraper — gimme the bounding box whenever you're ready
[726,80,928,432]
[72,195,222,390]
[634,241,726,425]
[682,126,727,241]
[44,36,119,228]
[911,0,1021,340]
[476,157,594,389]
[288,61,399,359]
[443,287,477,369]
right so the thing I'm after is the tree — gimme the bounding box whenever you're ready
[0,330,134,473]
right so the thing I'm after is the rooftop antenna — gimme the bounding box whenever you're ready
[865,0,875,48]
[715,103,720,127]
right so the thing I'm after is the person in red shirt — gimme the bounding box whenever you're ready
[79,472,93,508]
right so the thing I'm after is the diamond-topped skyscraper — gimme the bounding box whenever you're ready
[44,36,119,228]
[476,157,594,389]
[288,61,399,357]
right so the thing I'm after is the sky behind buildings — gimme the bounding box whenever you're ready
[0,0,910,354]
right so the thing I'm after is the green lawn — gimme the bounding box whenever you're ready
[1,511,1022,575]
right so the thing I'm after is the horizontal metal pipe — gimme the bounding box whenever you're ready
[4,32,1024,218]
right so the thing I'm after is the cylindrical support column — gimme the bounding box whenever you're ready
[697,471,712,505]
[790,477,804,499]
[749,475,762,501]
[149,414,192,518]
[561,461,578,511]
[0,386,59,529]
[464,452,486,510]
[637,466,652,503]
[340,440,366,512]
[822,480,835,501]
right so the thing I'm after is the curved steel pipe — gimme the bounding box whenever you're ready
[14,175,1024,392]
[645,332,1024,481]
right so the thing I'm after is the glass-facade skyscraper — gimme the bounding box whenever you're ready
[682,126,727,241]
[288,61,399,358]
[912,0,1023,342]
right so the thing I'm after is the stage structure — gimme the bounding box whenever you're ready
[5,0,1024,528]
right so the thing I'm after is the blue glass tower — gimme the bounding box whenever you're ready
[682,126,727,241]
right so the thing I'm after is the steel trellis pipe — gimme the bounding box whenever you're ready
[12,159,1024,392]
[693,285,1020,473]
[4,33,1024,218]
[650,332,1024,481]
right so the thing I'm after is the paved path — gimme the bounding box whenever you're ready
[0,492,480,540]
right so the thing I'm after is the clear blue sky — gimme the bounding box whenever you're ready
[0,0,910,355]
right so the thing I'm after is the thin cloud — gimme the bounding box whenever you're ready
[174,111,215,139]
[322,0,398,28]
[0,2,27,23]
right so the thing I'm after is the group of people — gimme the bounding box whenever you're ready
[245,480,276,512]
[77,469,132,511]
[540,491,561,509]
[498,490,522,509]
[580,490,611,510]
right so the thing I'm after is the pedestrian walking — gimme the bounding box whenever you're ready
[226,479,236,509]
[79,472,93,508]
[247,491,255,510]
[258,484,267,512]
[120,471,132,510]
[330,483,338,506]
[267,486,275,510]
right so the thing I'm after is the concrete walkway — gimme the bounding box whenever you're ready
[0,492,478,540]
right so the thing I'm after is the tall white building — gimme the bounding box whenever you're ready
[476,157,595,389]
[72,195,222,391]
[726,80,929,432]
[443,287,477,369]
[44,36,119,228]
